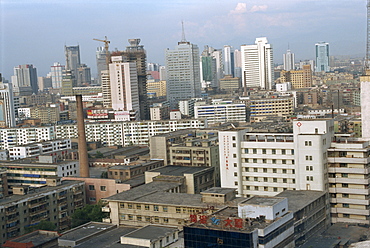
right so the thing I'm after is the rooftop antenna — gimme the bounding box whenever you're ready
[179,20,190,45]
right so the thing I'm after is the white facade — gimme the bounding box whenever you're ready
[219,119,334,197]
[194,103,246,124]
[283,49,295,71]
[315,42,330,72]
[0,82,16,127]
[275,82,292,92]
[241,37,274,90]
[18,108,31,119]
[179,99,197,117]
[165,42,201,108]
[361,78,370,139]
[223,45,233,76]
[50,62,65,88]
[109,56,140,120]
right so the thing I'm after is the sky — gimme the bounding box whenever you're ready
[0,0,367,80]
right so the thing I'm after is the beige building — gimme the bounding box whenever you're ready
[219,75,240,92]
[248,97,294,118]
[147,80,166,98]
[0,179,85,244]
[280,64,312,89]
[107,160,164,181]
[30,106,60,124]
[328,136,370,225]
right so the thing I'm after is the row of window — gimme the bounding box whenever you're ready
[119,203,200,214]
[243,158,295,165]
[243,148,294,155]
[243,168,295,174]
[243,177,295,184]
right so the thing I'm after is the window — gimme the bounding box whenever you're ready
[264,177,268,182]
[232,136,236,141]
[145,205,150,210]
[120,203,125,208]
[273,187,278,192]
[234,181,238,186]
[164,218,169,223]
[136,204,141,210]
[342,183,348,188]
[89,197,96,202]
[88,185,95,191]
[263,168,267,173]
[245,167,249,172]
[246,186,250,190]
[233,143,236,147]
[305,155,313,161]
[128,215,133,220]
[253,159,257,163]
[234,163,237,167]
[343,203,349,208]
[253,168,258,172]
[233,154,237,158]
[283,179,287,183]
[272,149,276,154]
[273,168,277,173]
[234,172,238,177]
[128,204,133,209]
[341,173,348,178]
[343,213,350,218]
[137,216,142,221]
[254,186,259,191]
[244,149,249,154]
[282,149,286,155]
[176,207,181,213]
[253,149,257,154]
[163,206,168,212]
[282,169,287,174]
[245,177,249,181]
[291,149,294,155]
[272,159,276,164]
[343,194,349,198]
[254,177,258,181]
[264,187,268,191]
[292,179,296,183]
[145,217,151,222]
[305,141,312,146]
[263,159,267,163]
[273,178,277,182]
[262,149,266,154]
[282,160,286,164]
[154,205,159,211]
[100,186,106,191]
[244,158,249,163]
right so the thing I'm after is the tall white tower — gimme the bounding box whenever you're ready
[361,0,370,139]
[109,56,140,120]
[283,49,295,71]
[223,45,234,76]
[0,77,15,127]
[50,62,65,89]
[241,37,274,90]
[315,42,330,72]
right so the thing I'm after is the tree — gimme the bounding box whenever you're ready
[100,171,108,178]
[95,151,104,158]
[71,201,108,228]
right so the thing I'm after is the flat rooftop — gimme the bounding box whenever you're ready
[151,129,196,138]
[149,165,212,176]
[201,187,235,195]
[5,230,59,246]
[60,222,117,241]
[123,225,178,241]
[240,196,285,206]
[276,190,326,212]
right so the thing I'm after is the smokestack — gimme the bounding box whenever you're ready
[76,94,89,177]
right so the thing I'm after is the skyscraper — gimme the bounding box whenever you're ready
[165,39,201,109]
[50,62,65,89]
[241,37,274,90]
[315,42,330,72]
[233,49,242,78]
[109,56,140,121]
[223,45,234,76]
[65,45,81,78]
[118,39,148,120]
[283,49,295,71]
[77,64,91,86]
[96,46,108,85]
[0,75,15,127]
[200,46,217,89]
[12,64,38,94]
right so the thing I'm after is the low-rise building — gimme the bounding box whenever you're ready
[194,103,246,124]
[248,97,294,119]
[108,160,164,181]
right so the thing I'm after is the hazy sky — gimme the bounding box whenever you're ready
[0,0,366,80]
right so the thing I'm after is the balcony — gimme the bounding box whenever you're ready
[329,187,369,195]
[102,206,110,212]
[328,178,369,185]
[331,207,369,216]
[6,208,17,215]
[328,157,370,164]
[328,167,369,174]
[330,198,369,205]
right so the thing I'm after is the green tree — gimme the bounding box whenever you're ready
[94,151,104,158]
[71,201,108,228]
[100,171,108,178]
[25,220,57,233]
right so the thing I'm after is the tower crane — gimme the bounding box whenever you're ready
[93,36,110,68]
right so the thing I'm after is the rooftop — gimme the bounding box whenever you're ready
[4,230,59,247]
[149,165,212,176]
[239,196,286,206]
[276,190,326,212]
[123,225,178,241]
[201,187,235,195]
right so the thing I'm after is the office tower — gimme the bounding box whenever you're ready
[283,49,295,71]
[315,42,330,72]
[0,76,16,127]
[223,45,234,76]
[113,39,148,120]
[210,48,223,89]
[65,45,81,78]
[159,66,166,81]
[280,64,313,89]
[165,39,201,109]
[77,64,91,86]
[241,37,274,90]
[61,70,76,96]
[200,46,217,89]
[96,46,108,85]
[233,49,242,78]
[50,62,65,88]
[101,70,111,108]
[109,56,140,120]
[12,64,39,94]
[299,59,315,70]
[147,63,159,71]
[37,76,52,92]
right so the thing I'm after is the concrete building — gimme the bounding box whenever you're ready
[0,179,85,243]
[50,62,65,89]
[241,37,273,90]
[0,80,15,128]
[96,46,108,85]
[109,56,140,121]
[178,98,198,117]
[248,97,294,119]
[223,45,234,76]
[3,230,60,248]
[200,46,217,89]
[184,196,294,248]
[276,82,292,92]
[219,75,241,92]
[30,105,60,124]
[12,64,38,95]
[315,42,330,72]
[284,49,295,71]
[280,64,313,89]
[165,39,201,109]
[0,168,8,199]
[37,76,52,92]
[219,119,334,197]
[1,155,80,188]
[150,104,169,120]
[76,64,91,86]
[8,139,71,160]
[65,45,81,79]
[108,160,164,181]
[146,80,166,98]
[194,102,246,124]
[361,70,370,139]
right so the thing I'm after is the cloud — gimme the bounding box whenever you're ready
[250,5,268,13]
[230,3,247,15]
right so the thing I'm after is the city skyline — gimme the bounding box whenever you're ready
[0,0,366,79]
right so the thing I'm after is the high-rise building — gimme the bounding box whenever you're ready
[61,70,76,96]
[280,64,313,89]
[233,49,242,78]
[109,56,140,121]
[315,42,330,72]
[210,48,223,89]
[223,45,234,76]
[117,39,149,120]
[165,39,201,109]
[37,76,52,92]
[200,46,217,89]
[96,46,108,85]
[65,45,81,78]
[77,64,91,86]
[50,62,65,89]
[283,49,295,71]
[159,66,166,81]
[12,64,39,94]
[0,76,15,127]
[361,71,370,139]
[241,37,274,90]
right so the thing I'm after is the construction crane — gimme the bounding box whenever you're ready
[93,36,110,68]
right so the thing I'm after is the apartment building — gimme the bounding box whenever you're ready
[0,179,85,244]
[1,155,79,188]
[194,103,246,124]
[108,160,164,181]
[279,64,313,89]
[0,168,8,199]
[219,119,334,197]
[248,97,294,119]
[8,139,71,160]
[328,137,370,225]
